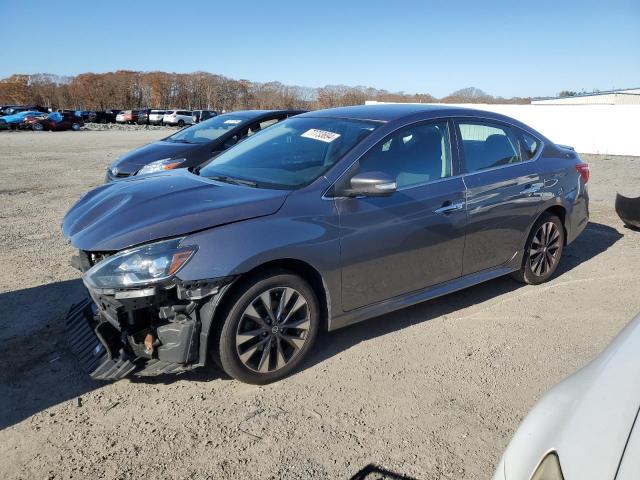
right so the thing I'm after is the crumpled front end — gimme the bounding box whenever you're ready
[65,249,231,381]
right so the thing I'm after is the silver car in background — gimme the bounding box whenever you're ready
[493,313,640,480]
[148,109,166,125]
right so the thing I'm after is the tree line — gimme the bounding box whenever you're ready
[0,71,531,112]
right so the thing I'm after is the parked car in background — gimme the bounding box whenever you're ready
[137,109,169,125]
[192,109,217,123]
[93,109,121,123]
[163,109,193,127]
[115,110,140,124]
[148,109,166,125]
[493,312,640,480]
[0,110,45,129]
[77,111,96,122]
[66,104,589,384]
[26,112,84,131]
[136,109,152,125]
[105,109,303,181]
[0,105,48,116]
[58,109,80,116]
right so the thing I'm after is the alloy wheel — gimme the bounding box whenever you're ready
[235,287,311,373]
[529,221,561,276]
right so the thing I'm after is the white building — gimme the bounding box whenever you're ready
[532,88,640,105]
[365,100,640,156]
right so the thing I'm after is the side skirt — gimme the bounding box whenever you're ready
[328,265,516,331]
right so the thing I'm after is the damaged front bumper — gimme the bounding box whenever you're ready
[65,250,232,381]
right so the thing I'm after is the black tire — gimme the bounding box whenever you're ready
[511,213,565,285]
[213,270,320,384]
[177,120,185,127]
[71,123,81,131]
[32,122,44,131]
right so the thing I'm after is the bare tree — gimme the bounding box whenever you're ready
[0,72,531,111]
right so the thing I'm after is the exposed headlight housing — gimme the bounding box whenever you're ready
[137,158,186,176]
[83,238,196,290]
[531,452,564,480]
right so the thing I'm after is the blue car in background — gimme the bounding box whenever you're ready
[0,110,44,129]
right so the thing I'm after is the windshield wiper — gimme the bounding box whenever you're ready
[208,175,258,188]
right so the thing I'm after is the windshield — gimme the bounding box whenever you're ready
[166,113,250,144]
[199,117,379,189]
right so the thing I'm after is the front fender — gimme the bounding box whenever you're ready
[176,186,342,362]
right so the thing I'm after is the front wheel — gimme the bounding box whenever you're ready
[214,271,320,384]
[511,213,565,284]
[71,123,81,131]
[32,122,44,131]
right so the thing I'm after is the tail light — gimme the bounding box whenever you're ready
[576,163,590,183]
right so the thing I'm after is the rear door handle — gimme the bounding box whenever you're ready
[435,200,465,214]
[520,182,544,195]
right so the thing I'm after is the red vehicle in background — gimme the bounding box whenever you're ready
[26,112,84,131]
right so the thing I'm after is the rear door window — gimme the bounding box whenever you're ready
[457,122,521,173]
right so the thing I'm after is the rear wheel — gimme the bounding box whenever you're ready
[214,271,319,384]
[71,123,81,131]
[511,213,564,284]
[177,120,185,127]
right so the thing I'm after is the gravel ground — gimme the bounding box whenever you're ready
[0,130,639,480]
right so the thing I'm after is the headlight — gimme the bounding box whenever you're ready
[531,452,564,480]
[137,158,186,176]
[83,238,196,290]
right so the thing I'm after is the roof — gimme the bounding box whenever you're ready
[222,109,306,118]
[298,103,505,123]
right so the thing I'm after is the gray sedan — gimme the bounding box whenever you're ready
[62,104,590,384]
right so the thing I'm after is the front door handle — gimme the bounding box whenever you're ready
[435,200,465,214]
[520,182,544,195]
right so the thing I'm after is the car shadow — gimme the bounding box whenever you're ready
[0,222,622,430]
[304,221,622,372]
[0,279,100,431]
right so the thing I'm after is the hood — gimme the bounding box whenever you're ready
[62,170,289,251]
[500,313,640,480]
[111,140,203,175]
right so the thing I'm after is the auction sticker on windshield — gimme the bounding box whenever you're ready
[301,129,341,143]
[224,119,242,125]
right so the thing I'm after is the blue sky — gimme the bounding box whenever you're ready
[1,0,638,98]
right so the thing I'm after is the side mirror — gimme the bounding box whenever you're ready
[347,171,397,197]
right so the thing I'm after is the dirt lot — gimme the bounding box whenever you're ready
[1,130,639,479]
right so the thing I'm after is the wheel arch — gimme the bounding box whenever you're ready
[511,202,569,271]
[197,258,331,365]
[543,204,568,245]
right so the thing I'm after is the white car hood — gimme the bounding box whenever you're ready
[497,313,640,480]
